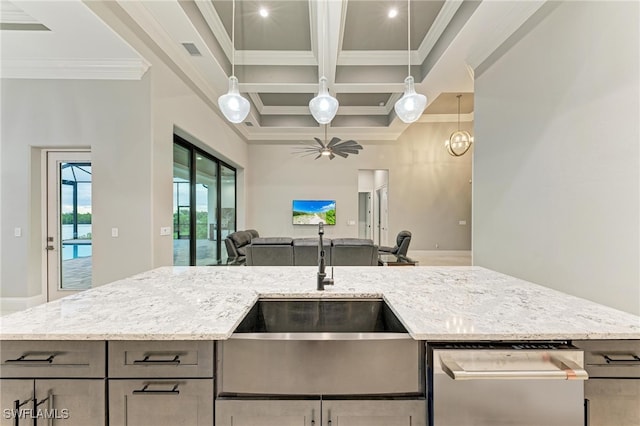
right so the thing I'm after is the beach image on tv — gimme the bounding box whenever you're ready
[292,200,336,225]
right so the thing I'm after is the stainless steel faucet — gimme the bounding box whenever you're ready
[317,222,334,290]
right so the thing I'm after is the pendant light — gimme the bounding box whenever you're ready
[445,94,473,156]
[394,0,427,124]
[309,0,339,124]
[218,0,250,124]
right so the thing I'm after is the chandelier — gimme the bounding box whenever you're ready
[445,94,473,156]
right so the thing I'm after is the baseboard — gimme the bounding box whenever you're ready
[0,294,47,316]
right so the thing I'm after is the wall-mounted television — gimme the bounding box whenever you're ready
[292,200,336,225]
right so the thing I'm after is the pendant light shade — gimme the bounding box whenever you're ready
[394,0,427,124]
[218,76,250,124]
[309,77,339,124]
[218,0,250,124]
[394,76,427,124]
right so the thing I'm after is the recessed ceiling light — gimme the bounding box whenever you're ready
[259,7,269,18]
[388,8,398,18]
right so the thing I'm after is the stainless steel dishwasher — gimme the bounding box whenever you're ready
[427,342,588,426]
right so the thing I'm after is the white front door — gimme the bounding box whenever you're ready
[46,151,92,301]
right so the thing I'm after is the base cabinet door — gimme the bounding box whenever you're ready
[1,379,104,426]
[216,400,321,426]
[35,379,105,426]
[322,400,426,426]
[0,379,33,426]
[108,379,213,426]
[585,379,640,426]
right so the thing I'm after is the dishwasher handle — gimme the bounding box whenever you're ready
[440,354,589,381]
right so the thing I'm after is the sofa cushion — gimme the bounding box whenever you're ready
[331,238,374,246]
[251,237,293,245]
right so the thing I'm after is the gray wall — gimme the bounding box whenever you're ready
[1,78,153,297]
[246,120,473,250]
[473,1,640,314]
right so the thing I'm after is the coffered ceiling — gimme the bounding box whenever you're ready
[1,0,549,143]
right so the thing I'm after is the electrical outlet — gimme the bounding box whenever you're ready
[14,227,21,237]
[160,227,171,236]
[459,220,467,225]
[111,228,119,238]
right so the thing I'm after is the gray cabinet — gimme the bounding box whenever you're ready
[108,379,213,426]
[322,400,426,426]
[216,399,426,426]
[0,379,105,426]
[585,379,640,426]
[108,340,214,426]
[0,341,106,426]
[0,379,33,426]
[216,400,320,426]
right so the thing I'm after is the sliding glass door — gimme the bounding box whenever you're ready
[173,136,236,265]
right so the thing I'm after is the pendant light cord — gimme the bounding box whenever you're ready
[457,94,461,129]
[231,0,235,77]
[322,0,326,77]
[407,0,410,77]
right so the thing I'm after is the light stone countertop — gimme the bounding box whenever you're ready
[1,266,638,341]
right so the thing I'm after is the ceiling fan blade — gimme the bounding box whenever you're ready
[329,153,336,160]
[313,137,325,148]
[337,149,360,155]
[334,140,360,148]
[332,150,348,158]
[327,137,341,148]
[315,153,322,160]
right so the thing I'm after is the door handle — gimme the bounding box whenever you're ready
[440,353,589,381]
[5,354,56,364]
[133,354,181,365]
[45,246,55,251]
[132,383,180,395]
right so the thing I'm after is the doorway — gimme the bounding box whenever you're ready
[358,192,372,239]
[173,135,237,265]
[357,169,389,246]
[46,151,92,301]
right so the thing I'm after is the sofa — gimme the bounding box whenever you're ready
[244,237,378,266]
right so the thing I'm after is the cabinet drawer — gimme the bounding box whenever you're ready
[0,341,105,378]
[109,379,214,426]
[574,340,640,378]
[108,341,213,378]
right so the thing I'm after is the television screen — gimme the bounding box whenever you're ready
[292,200,336,225]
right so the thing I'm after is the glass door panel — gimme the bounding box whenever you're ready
[220,164,237,261]
[47,151,92,301]
[173,144,191,266]
[195,155,218,265]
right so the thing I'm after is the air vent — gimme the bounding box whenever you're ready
[181,43,201,56]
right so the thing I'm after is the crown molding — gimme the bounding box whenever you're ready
[416,0,464,63]
[0,58,150,80]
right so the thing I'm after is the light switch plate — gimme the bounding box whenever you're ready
[111,227,119,237]
[14,227,21,237]
[458,220,467,225]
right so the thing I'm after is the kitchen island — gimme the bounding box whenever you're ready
[1,266,638,340]
[1,266,638,426]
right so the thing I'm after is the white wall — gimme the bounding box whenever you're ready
[1,77,153,297]
[473,1,640,314]
[247,120,472,250]
[0,1,249,301]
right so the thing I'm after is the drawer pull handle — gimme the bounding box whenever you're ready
[133,355,181,365]
[5,354,55,364]
[132,384,180,395]
[603,354,640,364]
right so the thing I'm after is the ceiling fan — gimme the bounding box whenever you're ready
[294,126,363,160]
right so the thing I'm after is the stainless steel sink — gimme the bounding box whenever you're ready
[233,298,407,336]
[218,298,423,396]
